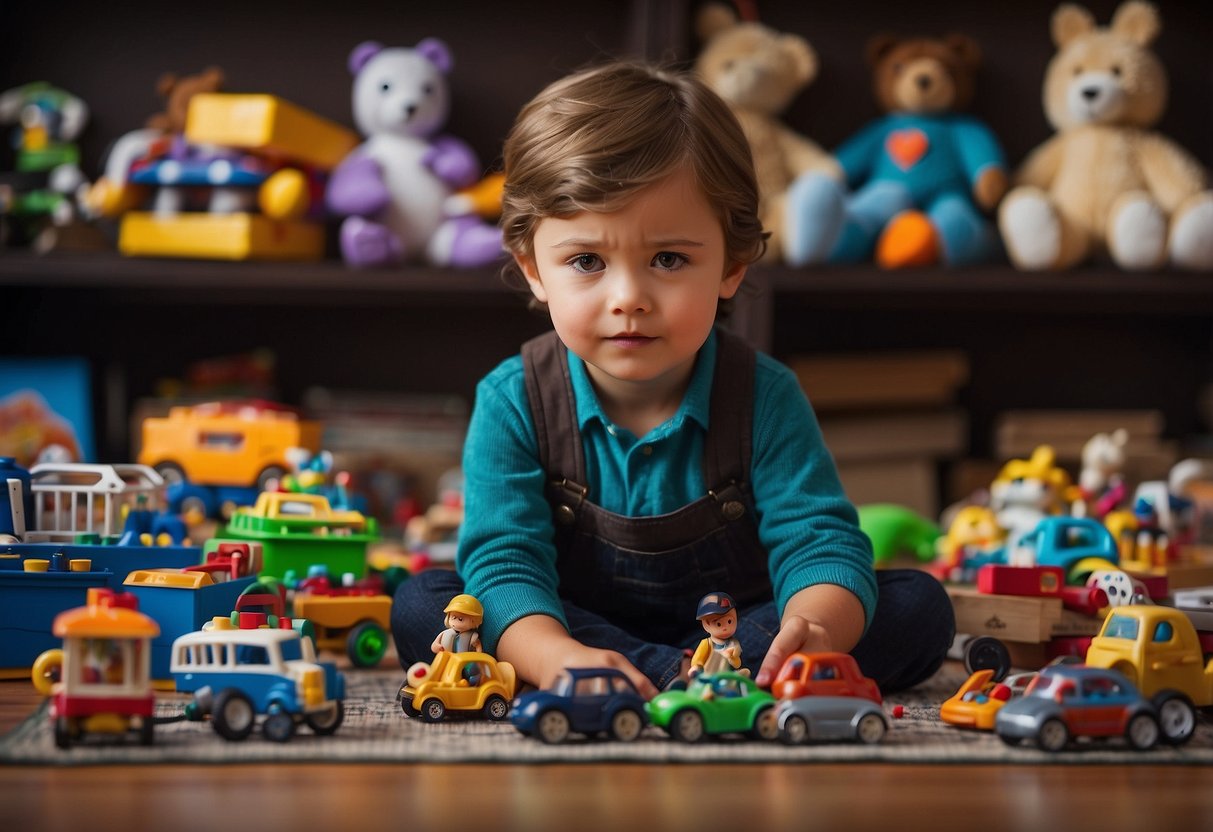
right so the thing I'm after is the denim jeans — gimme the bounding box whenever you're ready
[390,568,954,693]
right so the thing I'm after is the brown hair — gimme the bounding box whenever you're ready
[500,60,767,289]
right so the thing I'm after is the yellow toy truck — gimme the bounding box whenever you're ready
[396,650,516,723]
[1085,604,1213,746]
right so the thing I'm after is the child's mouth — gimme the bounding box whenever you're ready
[608,334,656,348]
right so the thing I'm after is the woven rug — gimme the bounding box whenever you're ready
[3,663,1211,766]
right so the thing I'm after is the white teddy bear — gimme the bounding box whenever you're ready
[326,39,503,268]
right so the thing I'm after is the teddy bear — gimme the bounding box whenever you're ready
[783,33,1007,269]
[693,2,840,262]
[325,38,503,268]
[999,1,1213,272]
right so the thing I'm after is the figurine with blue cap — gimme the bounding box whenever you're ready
[689,591,749,679]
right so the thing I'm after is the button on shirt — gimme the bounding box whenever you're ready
[457,330,878,650]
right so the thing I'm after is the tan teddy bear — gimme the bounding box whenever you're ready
[694,2,840,261]
[999,1,1213,271]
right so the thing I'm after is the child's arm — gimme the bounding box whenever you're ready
[497,614,659,699]
[753,584,865,688]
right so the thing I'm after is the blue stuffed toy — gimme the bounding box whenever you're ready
[784,33,1007,268]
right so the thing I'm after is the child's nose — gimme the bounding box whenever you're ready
[608,268,651,314]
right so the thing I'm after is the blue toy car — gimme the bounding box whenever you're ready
[994,664,1159,752]
[1023,516,1119,575]
[511,667,649,744]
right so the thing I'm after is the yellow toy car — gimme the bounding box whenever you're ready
[396,650,516,722]
[940,669,1014,730]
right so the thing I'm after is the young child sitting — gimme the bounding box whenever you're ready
[391,60,954,698]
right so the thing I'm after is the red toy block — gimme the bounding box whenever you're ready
[1060,585,1109,616]
[977,564,1065,597]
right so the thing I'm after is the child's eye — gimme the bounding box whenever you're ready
[569,253,603,273]
[653,252,687,270]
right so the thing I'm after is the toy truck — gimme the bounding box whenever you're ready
[1084,604,1213,746]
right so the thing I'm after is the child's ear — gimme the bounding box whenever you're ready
[515,253,548,303]
[719,261,747,300]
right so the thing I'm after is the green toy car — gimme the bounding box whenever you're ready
[646,671,778,743]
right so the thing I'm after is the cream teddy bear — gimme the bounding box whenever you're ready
[999,1,1213,271]
[694,3,840,261]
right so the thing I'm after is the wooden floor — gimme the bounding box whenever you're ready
[4,674,1212,832]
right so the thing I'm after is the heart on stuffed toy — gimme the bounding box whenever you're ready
[886,128,929,170]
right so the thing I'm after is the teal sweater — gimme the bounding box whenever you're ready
[456,330,877,650]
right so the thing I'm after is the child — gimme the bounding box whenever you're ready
[391,61,954,699]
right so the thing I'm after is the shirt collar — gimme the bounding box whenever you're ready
[568,328,717,434]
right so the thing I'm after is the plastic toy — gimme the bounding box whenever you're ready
[171,620,345,742]
[989,446,1074,564]
[35,588,158,749]
[857,504,941,565]
[396,649,516,722]
[994,664,1161,751]
[931,505,1006,582]
[220,491,379,580]
[1084,604,1213,745]
[690,591,746,678]
[646,671,778,743]
[138,400,322,493]
[326,38,503,268]
[775,695,891,745]
[431,593,482,654]
[998,2,1213,272]
[510,667,649,744]
[784,32,1006,268]
[770,651,882,704]
[290,568,392,668]
[939,668,1015,730]
[1023,516,1120,575]
[1076,429,1129,518]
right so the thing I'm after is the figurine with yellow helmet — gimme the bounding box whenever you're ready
[431,593,483,654]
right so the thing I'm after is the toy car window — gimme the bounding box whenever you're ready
[811,664,839,680]
[199,431,244,450]
[574,677,609,697]
[277,500,318,517]
[1152,621,1174,643]
[236,645,270,665]
[1104,615,1139,640]
[611,677,635,695]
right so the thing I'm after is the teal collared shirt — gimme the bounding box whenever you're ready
[456,330,877,650]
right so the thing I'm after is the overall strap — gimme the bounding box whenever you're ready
[521,330,587,490]
[702,328,756,491]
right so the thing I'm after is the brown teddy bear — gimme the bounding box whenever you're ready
[999,1,1213,271]
[694,2,840,262]
[145,67,225,134]
[783,32,1006,268]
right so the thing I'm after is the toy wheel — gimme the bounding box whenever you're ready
[610,709,643,742]
[256,465,287,492]
[154,462,186,486]
[749,704,779,741]
[483,694,510,721]
[306,701,345,736]
[263,711,296,743]
[31,648,63,696]
[54,716,75,750]
[536,710,571,744]
[781,715,809,745]
[421,698,446,723]
[964,636,1012,683]
[1036,718,1069,752]
[1125,713,1160,750]
[1152,691,1197,746]
[669,709,706,744]
[998,733,1024,747]
[139,717,154,746]
[856,712,888,745]
[347,621,388,668]
[400,696,420,718]
[212,689,256,741]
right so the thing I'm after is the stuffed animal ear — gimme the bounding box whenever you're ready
[696,2,738,42]
[349,41,385,75]
[944,33,982,71]
[1111,0,1161,46]
[779,34,818,85]
[1051,4,1095,49]
[200,67,225,91]
[865,33,901,68]
[416,38,454,74]
[155,73,179,98]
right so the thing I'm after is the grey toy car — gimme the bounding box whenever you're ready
[775,695,891,745]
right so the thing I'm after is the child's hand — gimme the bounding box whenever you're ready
[754,615,834,688]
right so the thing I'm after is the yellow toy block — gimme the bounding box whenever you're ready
[119,212,325,261]
[185,94,358,170]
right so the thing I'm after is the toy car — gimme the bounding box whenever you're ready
[770,651,881,703]
[397,650,516,722]
[646,671,777,743]
[511,667,649,744]
[994,664,1160,752]
[775,695,890,745]
[941,668,1039,731]
[171,622,345,742]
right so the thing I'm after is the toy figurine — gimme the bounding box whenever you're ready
[431,593,483,654]
[690,591,748,678]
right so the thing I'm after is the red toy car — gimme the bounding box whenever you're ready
[771,652,881,703]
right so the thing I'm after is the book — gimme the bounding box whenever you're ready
[789,351,969,412]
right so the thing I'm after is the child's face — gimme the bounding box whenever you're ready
[703,611,737,640]
[516,166,746,399]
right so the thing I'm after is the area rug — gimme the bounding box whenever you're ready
[3,664,1211,766]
